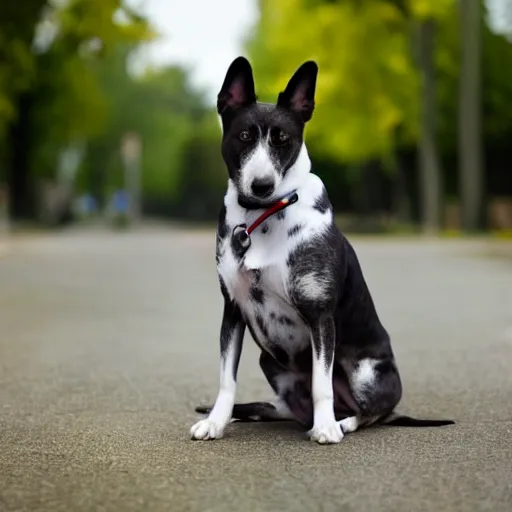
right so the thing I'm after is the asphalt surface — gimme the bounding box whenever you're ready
[1,227,511,512]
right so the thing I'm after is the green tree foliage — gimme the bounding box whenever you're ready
[0,0,46,129]
[246,0,421,163]
[247,0,512,164]
[31,0,154,175]
[173,114,227,220]
[3,0,512,226]
[246,0,512,229]
[0,0,154,218]
[79,49,221,209]
[1,0,226,222]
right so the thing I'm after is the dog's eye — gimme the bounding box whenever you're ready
[239,130,252,142]
[270,129,290,146]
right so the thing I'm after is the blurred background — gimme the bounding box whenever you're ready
[1,0,511,235]
[2,2,512,510]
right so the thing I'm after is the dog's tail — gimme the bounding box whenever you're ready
[381,412,455,427]
[195,401,288,422]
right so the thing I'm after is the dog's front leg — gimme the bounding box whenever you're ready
[190,298,245,440]
[307,314,344,444]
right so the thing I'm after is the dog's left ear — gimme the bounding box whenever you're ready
[217,57,257,115]
[277,61,318,122]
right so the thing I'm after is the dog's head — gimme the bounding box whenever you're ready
[217,57,318,208]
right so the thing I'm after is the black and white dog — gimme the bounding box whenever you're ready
[190,57,453,444]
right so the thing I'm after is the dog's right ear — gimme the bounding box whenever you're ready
[217,57,256,115]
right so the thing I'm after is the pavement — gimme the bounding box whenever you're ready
[1,226,511,512]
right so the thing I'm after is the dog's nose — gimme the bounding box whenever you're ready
[251,178,274,198]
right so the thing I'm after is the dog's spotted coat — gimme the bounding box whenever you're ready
[190,57,454,443]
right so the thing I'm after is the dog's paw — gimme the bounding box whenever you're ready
[190,418,226,440]
[308,422,344,444]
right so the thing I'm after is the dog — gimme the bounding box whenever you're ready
[190,57,454,444]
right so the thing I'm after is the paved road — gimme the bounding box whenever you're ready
[1,227,511,512]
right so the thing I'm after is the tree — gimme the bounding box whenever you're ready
[1,0,153,222]
[71,39,225,219]
[246,0,454,228]
[0,0,48,218]
[459,0,483,231]
[79,51,213,203]
[246,0,421,224]
[407,1,455,233]
[0,0,46,128]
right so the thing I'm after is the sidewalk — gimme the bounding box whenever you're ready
[0,227,511,512]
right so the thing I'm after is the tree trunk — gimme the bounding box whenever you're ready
[7,93,36,222]
[394,154,411,224]
[459,0,483,232]
[85,140,109,211]
[417,18,442,234]
[390,126,411,224]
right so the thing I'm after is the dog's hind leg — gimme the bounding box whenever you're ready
[333,356,401,435]
[345,355,454,428]
[338,354,402,430]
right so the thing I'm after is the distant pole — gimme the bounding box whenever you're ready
[459,0,483,232]
[121,133,142,224]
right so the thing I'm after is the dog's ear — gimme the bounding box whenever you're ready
[217,57,256,115]
[277,61,318,122]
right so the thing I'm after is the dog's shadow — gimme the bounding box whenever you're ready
[210,418,403,443]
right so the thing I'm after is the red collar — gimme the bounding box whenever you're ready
[246,190,298,235]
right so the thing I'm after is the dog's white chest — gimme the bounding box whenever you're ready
[218,247,310,357]
[216,173,334,360]
[217,221,311,359]
[217,230,292,306]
